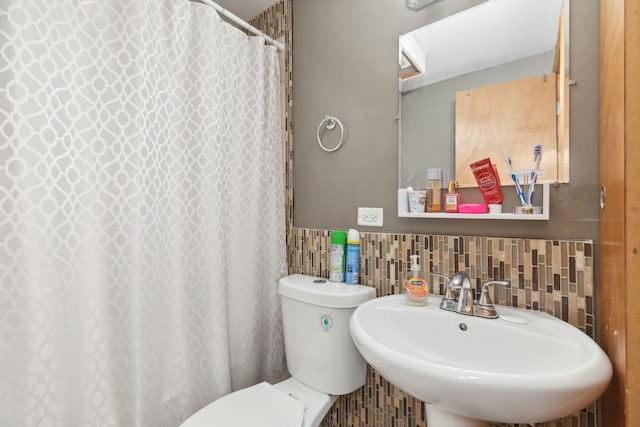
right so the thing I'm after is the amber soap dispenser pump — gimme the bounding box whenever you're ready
[445,180,460,213]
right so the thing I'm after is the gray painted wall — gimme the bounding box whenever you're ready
[292,0,599,240]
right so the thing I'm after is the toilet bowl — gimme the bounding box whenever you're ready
[180,274,376,427]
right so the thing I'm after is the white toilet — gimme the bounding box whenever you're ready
[180,274,376,427]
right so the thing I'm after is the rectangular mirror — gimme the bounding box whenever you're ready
[398,0,569,189]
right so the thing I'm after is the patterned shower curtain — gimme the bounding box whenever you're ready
[0,1,287,426]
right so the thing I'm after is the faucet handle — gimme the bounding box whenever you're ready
[478,280,510,307]
[434,272,464,312]
[430,272,451,295]
[439,272,465,300]
[429,272,450,282]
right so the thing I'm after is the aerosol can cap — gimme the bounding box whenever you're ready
[347,229,360,244]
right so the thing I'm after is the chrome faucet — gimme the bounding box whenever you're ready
[434,271,510,319]
[433,271,466,313]
[456,275,475,315]
[430,272,459,311]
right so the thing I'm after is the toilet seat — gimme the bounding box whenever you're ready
[180,382,305,427]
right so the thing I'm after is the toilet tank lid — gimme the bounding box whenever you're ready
[279,274,376,308]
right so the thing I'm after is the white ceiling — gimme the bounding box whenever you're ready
[400,0,565,92]
[212,0,279,21]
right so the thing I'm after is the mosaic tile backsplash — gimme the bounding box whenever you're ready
[288,228,597,427]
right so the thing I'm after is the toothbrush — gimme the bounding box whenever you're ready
[502,151,528,207]
[528,145,542,206]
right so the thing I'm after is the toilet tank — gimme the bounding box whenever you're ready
[278,274,376,395]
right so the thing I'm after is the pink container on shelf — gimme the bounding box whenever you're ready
[458,204,488,214]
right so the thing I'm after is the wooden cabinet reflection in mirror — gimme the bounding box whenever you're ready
[455,74,557,187]
[454,7,570,188]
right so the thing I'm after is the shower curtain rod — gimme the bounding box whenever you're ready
[198,0,285,51]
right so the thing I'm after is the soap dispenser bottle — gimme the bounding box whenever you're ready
[403,255,429,306]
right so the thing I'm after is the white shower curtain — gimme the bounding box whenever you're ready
[0,1,287,426]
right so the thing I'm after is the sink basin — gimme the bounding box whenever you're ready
[349,294,612,426]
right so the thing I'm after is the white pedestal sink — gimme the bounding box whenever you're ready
[349,294,612,426]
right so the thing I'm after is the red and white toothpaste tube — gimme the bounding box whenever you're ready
[469,157,504,205]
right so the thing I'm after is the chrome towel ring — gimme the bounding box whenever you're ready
[316,115,345,152]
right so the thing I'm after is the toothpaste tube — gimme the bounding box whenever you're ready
[469,158,504,205]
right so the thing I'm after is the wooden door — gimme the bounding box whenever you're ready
[599,0,640,425]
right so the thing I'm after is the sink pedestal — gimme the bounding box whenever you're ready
[426,405,489,427]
